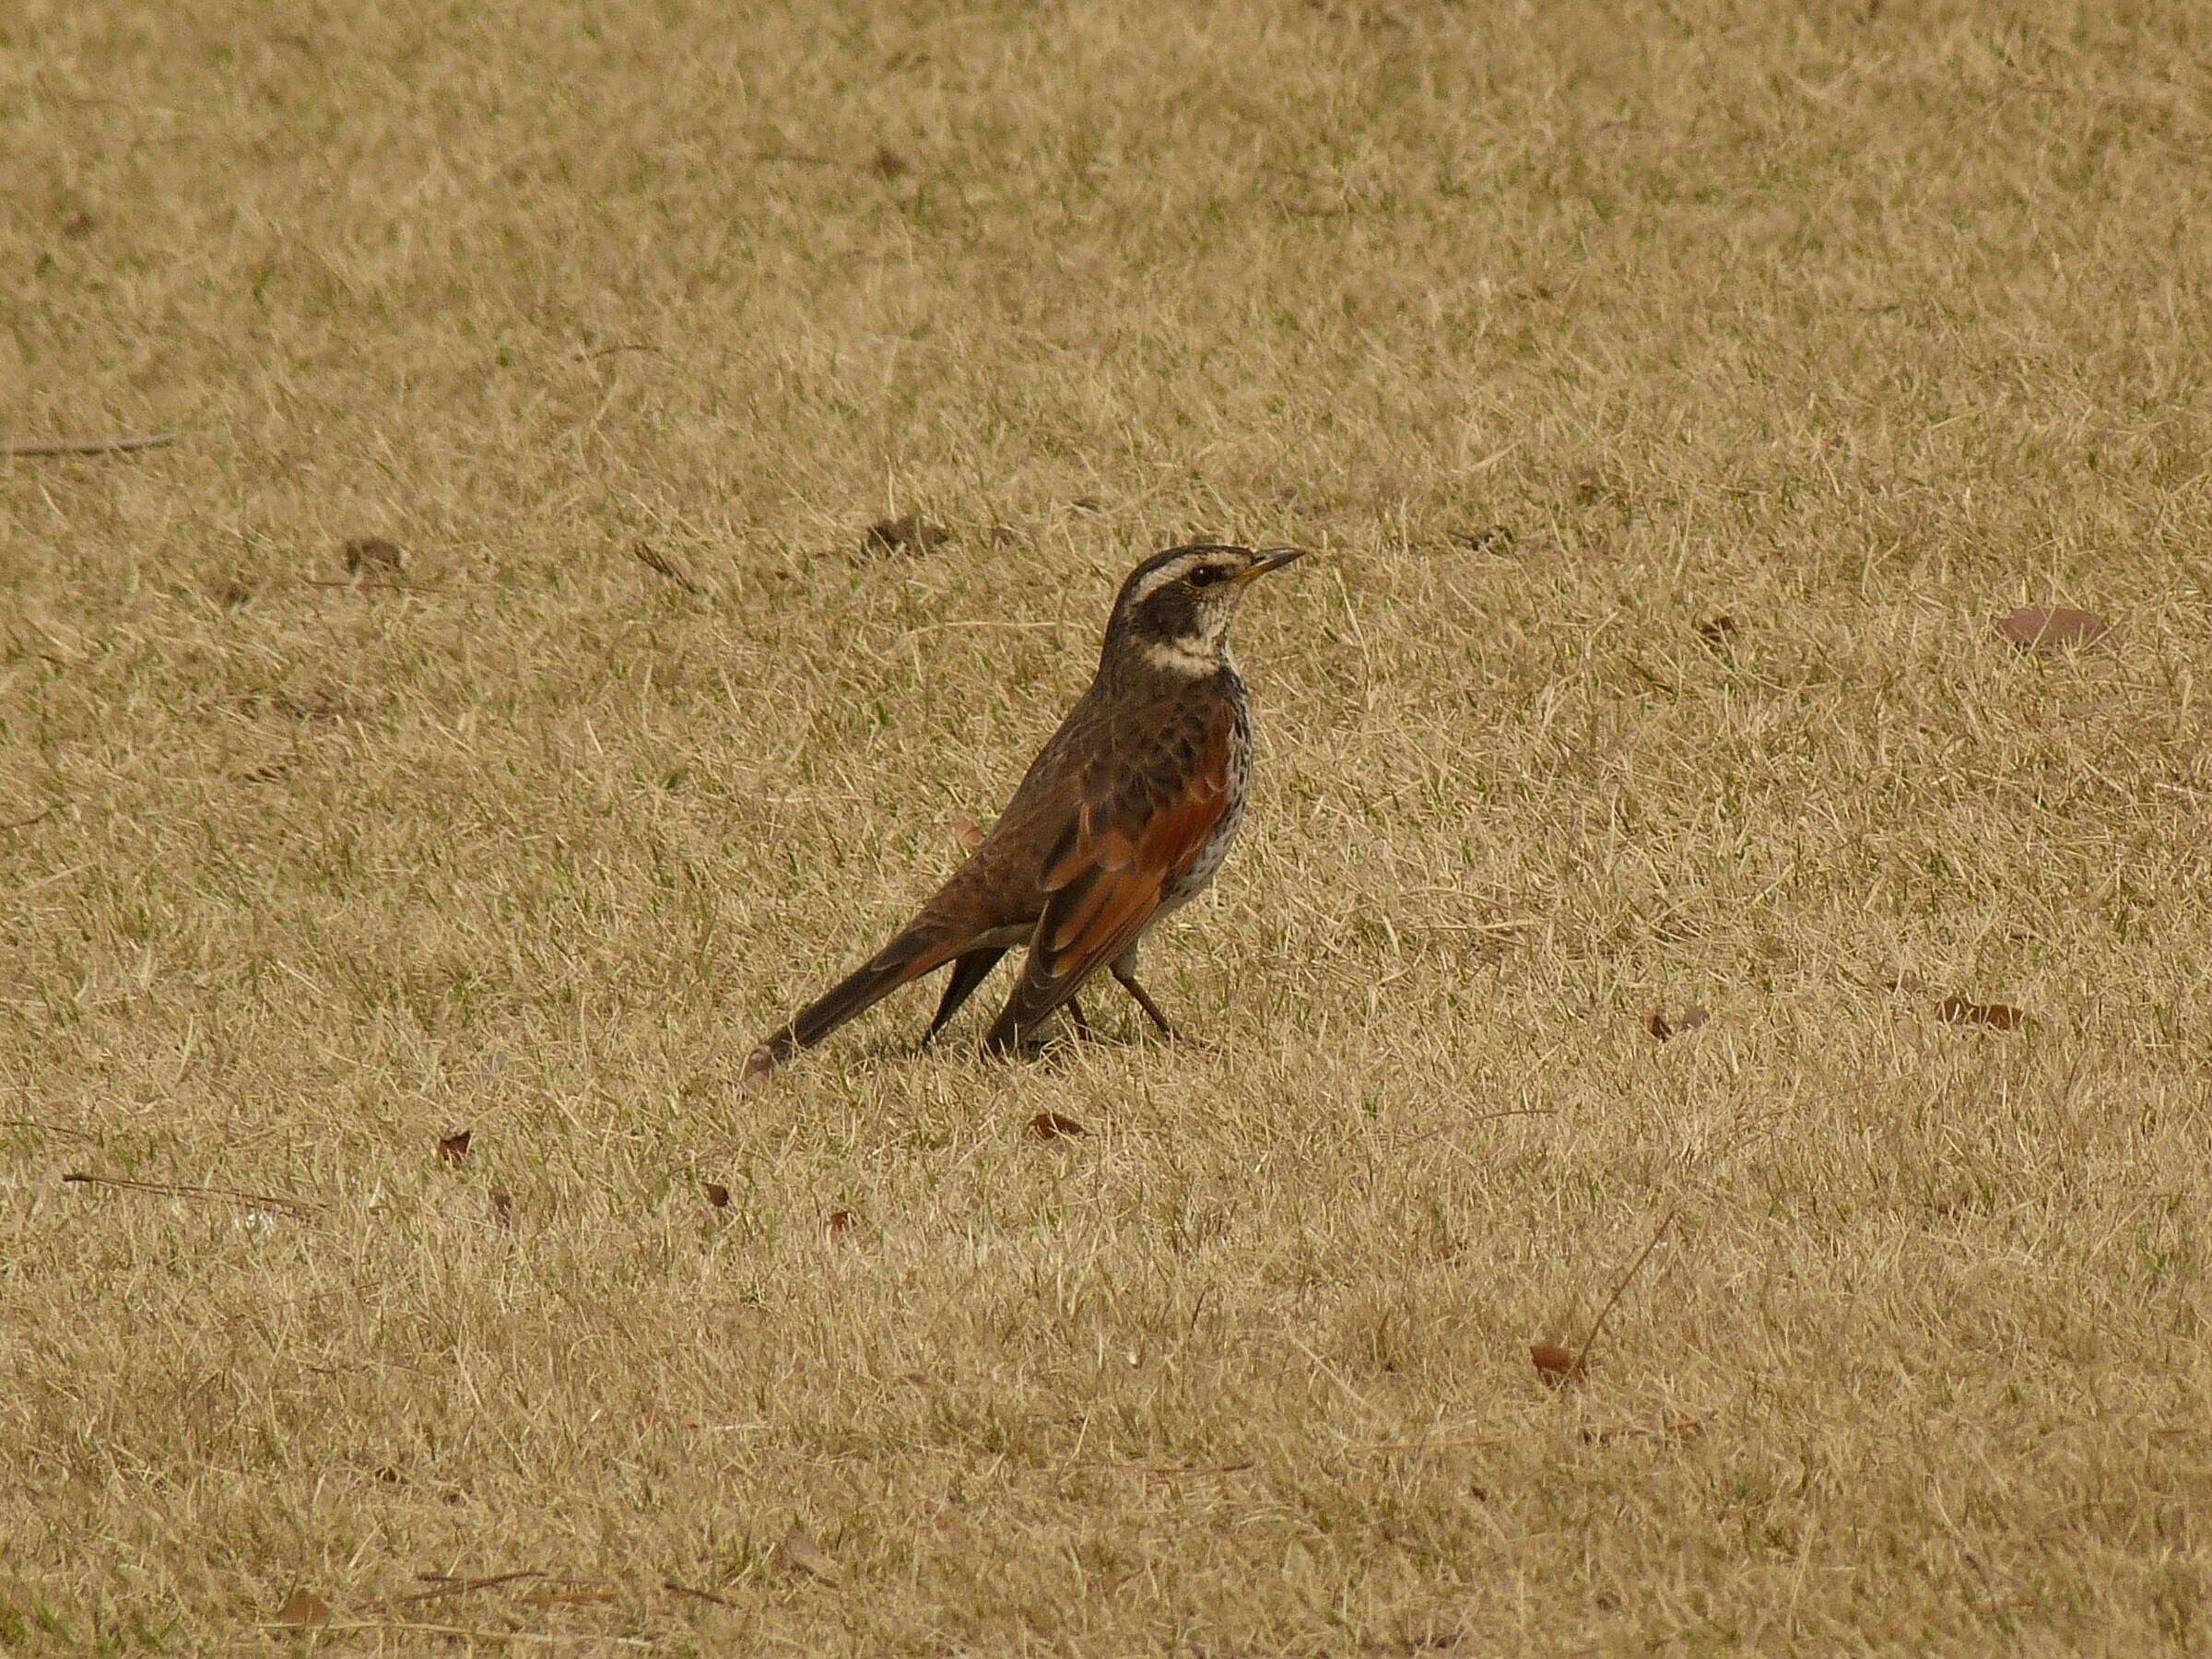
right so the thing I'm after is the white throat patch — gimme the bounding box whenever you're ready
[1143,636,1219,677]
[1150,641,1220,681]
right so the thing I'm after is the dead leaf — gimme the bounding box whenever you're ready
[1567,465,1610,505]
[950,814,987,850]
[1994,606,2111,651]
[1936,996,2026,1032]
[824,1208,858,1242]
[1027,1111,1087,1140]
[268,688,356,723]
[778,1525,841,1583]
[1928,1184,1976,1220]
[436,1130,472,1164]
[1450,524,1518,557]
[703,1181,732,1209]
[863,514,949,557]
[739,1045,777,1089]
[1531,1341,1583,1389]
[343,536,405,574]
[1643,1006,1709,1041]
[274,1589,332,1628]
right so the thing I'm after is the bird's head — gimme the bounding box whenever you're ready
[1100,544,1306,679]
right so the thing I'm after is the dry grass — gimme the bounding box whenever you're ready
[6,0,2212,1650]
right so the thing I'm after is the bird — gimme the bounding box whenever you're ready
[742,542,1306,1082]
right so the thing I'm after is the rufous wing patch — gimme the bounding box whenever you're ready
[998,697,1241,1035]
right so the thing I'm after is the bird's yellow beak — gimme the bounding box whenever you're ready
[1234,547,1307,584]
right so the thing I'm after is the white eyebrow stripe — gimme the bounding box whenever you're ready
[1124,556,1198,607]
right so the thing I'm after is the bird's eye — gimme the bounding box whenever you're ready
[1187,565,1225,588]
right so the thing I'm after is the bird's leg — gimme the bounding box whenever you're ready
[1109,964,1177,1039]
[980,1005,1077,1060]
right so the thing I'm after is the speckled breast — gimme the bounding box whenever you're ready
[1163,685,1253,913]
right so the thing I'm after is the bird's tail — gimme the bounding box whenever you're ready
[743,924,967,1083]
[924,947,1009,1043]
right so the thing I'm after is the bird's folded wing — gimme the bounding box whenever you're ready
[989,704,1236,1042]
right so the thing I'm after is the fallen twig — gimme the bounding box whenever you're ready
[1571,1208,1677,1376]
[746,148,841,168]
[288,577,448,594]
[1349,1429,1505,1454]
[1062,1459,1256,1479]
[631,542,704,595]
[1,806,57,832]
[1405,917,1540,934]
[63,1171,319,1215]
[402,1571,549,1603]
[2,1118,95,1142]
[2,430,176,457]
[259,1621,649,1649]
[661,1579,737,1609]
